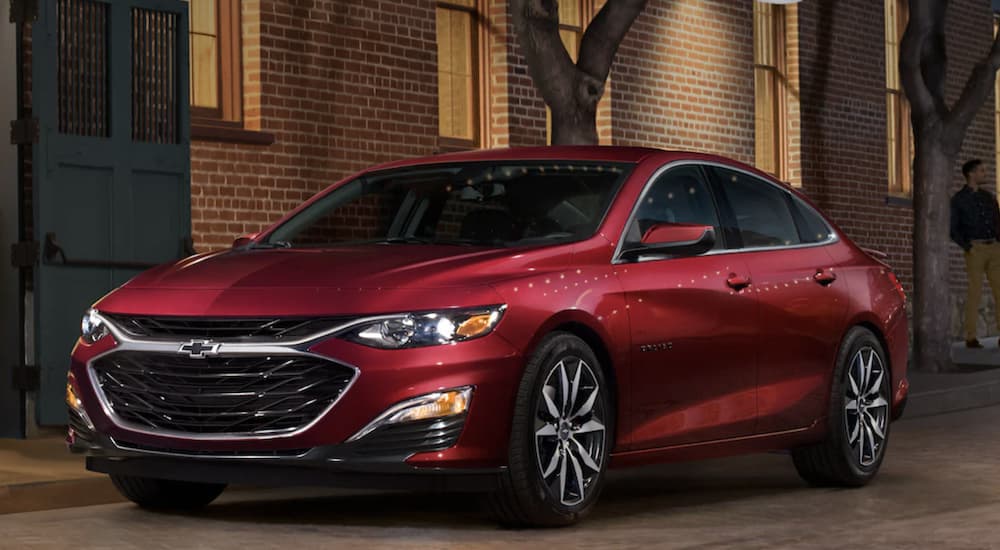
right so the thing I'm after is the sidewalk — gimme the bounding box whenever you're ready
[2,360,1000,516]
[0,435,121,514]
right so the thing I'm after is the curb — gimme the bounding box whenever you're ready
[0,476,122,515]
[901,377,1000,419]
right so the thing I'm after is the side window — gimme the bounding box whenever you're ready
[789,196,834,244]
[625,165,722,249]
[710,167,801,248]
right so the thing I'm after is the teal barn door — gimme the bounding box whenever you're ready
[32,0,191,424]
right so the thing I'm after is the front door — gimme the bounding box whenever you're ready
[618,164,759,450]
[32,0,191,424]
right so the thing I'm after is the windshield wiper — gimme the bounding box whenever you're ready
[374,237,482,247]
[248,240,292,249]
[374,237,435,245]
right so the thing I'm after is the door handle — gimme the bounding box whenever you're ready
[814,269,837,286]
[726,274,752,291]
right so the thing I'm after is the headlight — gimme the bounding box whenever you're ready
[81,309,109,344]
[339,305,506,349]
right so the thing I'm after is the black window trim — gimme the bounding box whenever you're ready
[612,160,840,264]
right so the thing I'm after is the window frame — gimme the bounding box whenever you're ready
[885,0,913,197]
[189,0,243,127]
[613,161,839,264]
[753,2,789,181]
[436,0,488,151]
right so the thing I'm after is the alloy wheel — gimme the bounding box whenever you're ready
[534,357,606,507]
[844,346,889,467]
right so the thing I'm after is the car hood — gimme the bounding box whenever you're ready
[94,243,572,317]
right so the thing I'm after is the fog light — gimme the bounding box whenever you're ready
[385,388,471,424]
[347,386,473,442]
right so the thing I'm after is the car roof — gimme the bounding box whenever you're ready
[364,146,666,173]
[362,146,783,184]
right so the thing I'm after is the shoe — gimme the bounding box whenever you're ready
[966,339,984,348]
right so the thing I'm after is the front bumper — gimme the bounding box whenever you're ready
[69,322,525,475]
[75,429,502,492]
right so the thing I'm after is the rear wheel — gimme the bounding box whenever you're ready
[110,474,226,510]
[487,332,613,527]
[792,327,891,487]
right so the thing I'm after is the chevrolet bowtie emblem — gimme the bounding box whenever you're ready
[178,340,220,359]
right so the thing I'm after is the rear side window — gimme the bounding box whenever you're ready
[709,167,801,248]
[790,196,835,244]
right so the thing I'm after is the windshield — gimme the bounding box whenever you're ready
[262,162,632,249]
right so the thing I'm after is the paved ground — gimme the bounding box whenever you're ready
[2,406,999,550]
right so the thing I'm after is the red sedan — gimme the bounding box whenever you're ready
[66,147,909,526]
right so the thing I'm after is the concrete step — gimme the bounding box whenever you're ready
[950,336,1000,366]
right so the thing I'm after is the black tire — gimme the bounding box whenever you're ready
[792,326,892,487]
[110,474,226,510]
[486,332,614,527]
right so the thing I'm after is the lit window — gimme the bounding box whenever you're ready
[885,0,913,196]
[754,2,787,179]
[188,0,242,124]
[995,17,999,187]
[437,0,480,147]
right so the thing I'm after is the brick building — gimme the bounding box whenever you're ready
[1,0,998,435]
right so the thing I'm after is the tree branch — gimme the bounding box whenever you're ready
[900,0,942,125]
[944,30,1000,151]
[510,0,578,111]
[576,0,648,106]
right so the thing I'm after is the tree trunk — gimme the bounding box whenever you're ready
[550,101,599,145]
[510,0,647,146]
[912,140,954,372]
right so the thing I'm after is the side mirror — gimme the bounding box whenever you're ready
[621,223,716,261]
[232,232,260,249]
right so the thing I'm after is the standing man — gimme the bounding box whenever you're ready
[951,159,1000,348]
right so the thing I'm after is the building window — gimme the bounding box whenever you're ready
[188,0,242,125]
[754,2,787,180]
[437,0,481,148]
[885,0,913,196]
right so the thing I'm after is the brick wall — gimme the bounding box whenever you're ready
[796,0,994,301]
[15,0,1000,336]
[612,0,756,162]
[191,0,440,251]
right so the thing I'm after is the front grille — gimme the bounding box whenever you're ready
[349,415,466,457]
[103,315,356,342]
[91,351,355,436]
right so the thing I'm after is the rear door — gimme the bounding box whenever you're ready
[706,165,846,433]
[32,0,191,424]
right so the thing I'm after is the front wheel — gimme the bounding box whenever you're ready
[792,327,891,487]
[110,474,226,510]
[486,332,613,527]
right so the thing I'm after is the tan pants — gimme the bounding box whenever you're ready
[964,241,1000,340]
